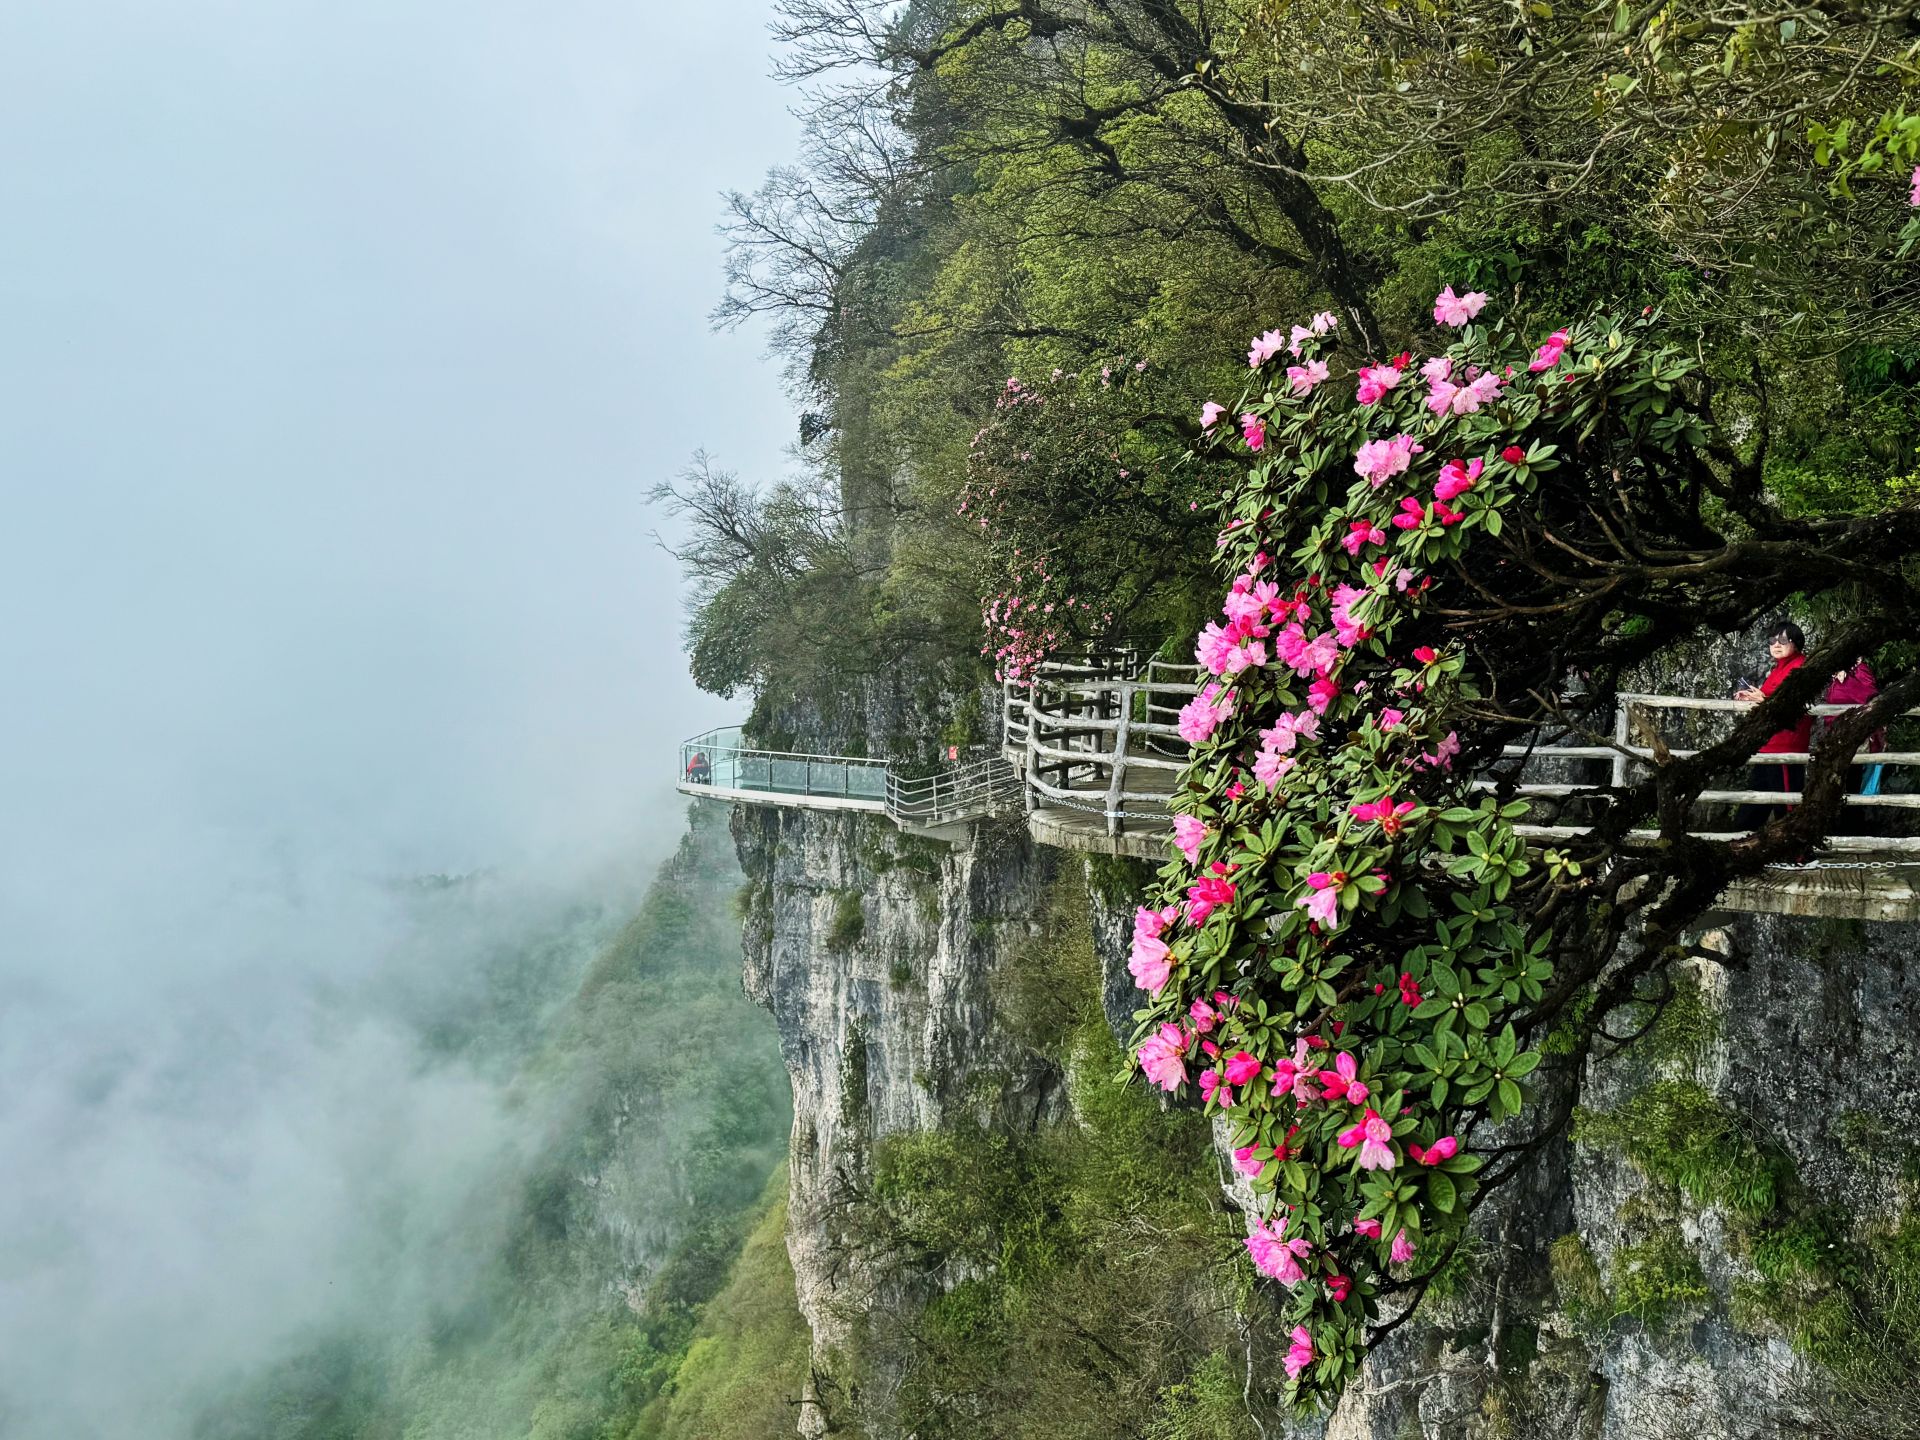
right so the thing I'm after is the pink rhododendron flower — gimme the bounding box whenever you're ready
[1501,444,1526,463]
[1225,1050,1262,1086]
[1136,1022,1188,1090]
[1421,355,1452,384]
[1390,495,1427,531]
[1398,971,1423,1007]
[1200,400,1226,430]
[1432,285,1488,327]
[1353,433,1422,487]
[1329,584,1372,648]
[1297,871,1343,929]
[1186,867,1237,925]
[1247,1217,1313,1285]
[1286,357,1330,395]
[1378,707,1405,730]
[1285,1324,1316,1379]
[1528,328,1570,372]
[1232,1144,1267,1177]
[1172,813,1208,864]
[1198,1068,1235,1107]
[1433,456,1484,502]
[1337,1108,1398,1170]
[1409,1135,1459,1166]
[1189,998,1218,1034]
[1248,329,1288,368]
[1412,646,1438,664]
[1307,674,1341,714]
[1317,1050,1369,1105]
[1310,309,1339,335]
[1343,518,1387,556]
[1177,684,1230,743]
[1417,729,1462,770]
[1253,746,1295,791]
[1354,1217,1383,1239]
[1351,794,1417,836]
[1287,323,1316,356]
[1240,413,1266,451]
[1354,362,1403,405]
[1391,1229,1417,1264]
[1127,934,1171,993]
[1327,1274,1352,1302]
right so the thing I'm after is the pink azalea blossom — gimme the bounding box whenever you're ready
[1200,400,1226,430]
[1285,1324,1316,1379]
[1225,1050,1263,1086]
[1317,1050,1370,1105]
[1310,309,1339,335]
[1307,674,1341,714]
[1327,1274,1352,1302]
[1253,746,1296,791]
[1173,813,1209,864]
[1186,868,1237,925]
[1433,456,1484,503]
[1336,1107,1398,1170]
[1177,684,1231,743]
[1248,329,1288,368]
[1391,1229,1417,1264]
[1417,729,1462,771]
[1136,1022,1188,1091]
[1390,495,1427,531]
[1353,433,1423,488]
[1350,794,1417,836]
[1343,518,1387,556]
[1354,363,1403,405]
[1409,1135,1459,1166]
[1188,997,1218,1034]
[1247,1217,1313,1285]
[1287,323,1316,356]
[1432,285,1489,327]
[1378,707,1405,730]
[1232,1144,1267,1177]
[1127,933,1171,993]
[1528,328,1569,372]
[1198,1069,1235,1107]
[1910,166,1920,206]
[1297,871,1342,929]
[1286,358,1330,395]
[1240,413,1266,451]
[1420,355,1452,384]
[1353,1217,1383,1239]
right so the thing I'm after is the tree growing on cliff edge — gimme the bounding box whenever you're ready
[1120,291,1920,1408]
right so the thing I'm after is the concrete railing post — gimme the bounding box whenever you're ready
[1611,698,1630,792]
[1106,681,1133,837]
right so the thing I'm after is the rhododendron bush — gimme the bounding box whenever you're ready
[1121,292,1920,1407]
[962,362,1218,681]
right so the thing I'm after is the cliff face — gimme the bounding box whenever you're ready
[732,801,1064,1436]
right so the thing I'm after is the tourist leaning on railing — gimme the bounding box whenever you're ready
[1734,620,1811,827]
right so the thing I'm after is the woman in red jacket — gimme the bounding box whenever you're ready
[1734,621,1811,827]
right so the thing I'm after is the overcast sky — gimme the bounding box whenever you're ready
[0,4,804,1433]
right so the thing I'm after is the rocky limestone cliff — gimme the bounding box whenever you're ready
[732,801,1064,1436]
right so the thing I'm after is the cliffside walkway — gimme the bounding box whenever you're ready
[676,727,1023,839]
[678,668,1920,920]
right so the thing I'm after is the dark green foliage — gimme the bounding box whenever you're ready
[1574,1081,1787,1221]
[850,874,1266,1440]
[825,889,866,951]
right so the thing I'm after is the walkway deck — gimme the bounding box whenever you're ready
[678,669,1920,922]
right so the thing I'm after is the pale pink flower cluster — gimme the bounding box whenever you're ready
[1253,708,1319,789]
[1172,813,1208,864]
[1240,412,1267,451]
[1354,361,1403,406]
[1200,400,1226,430]
[1432,284,1488,327]
[1424,357,1503,416]
[1177,681,1236,742]
[1296,870,1343,929]
[1286,357,1330,396]
[1336,1107,1398,1170]
[1353,433,1422,487]
[1246,1214,1314,1285]
[1248,329,1289,368]
[1128,903,1179,993]
[1136,1022,1188,1090]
